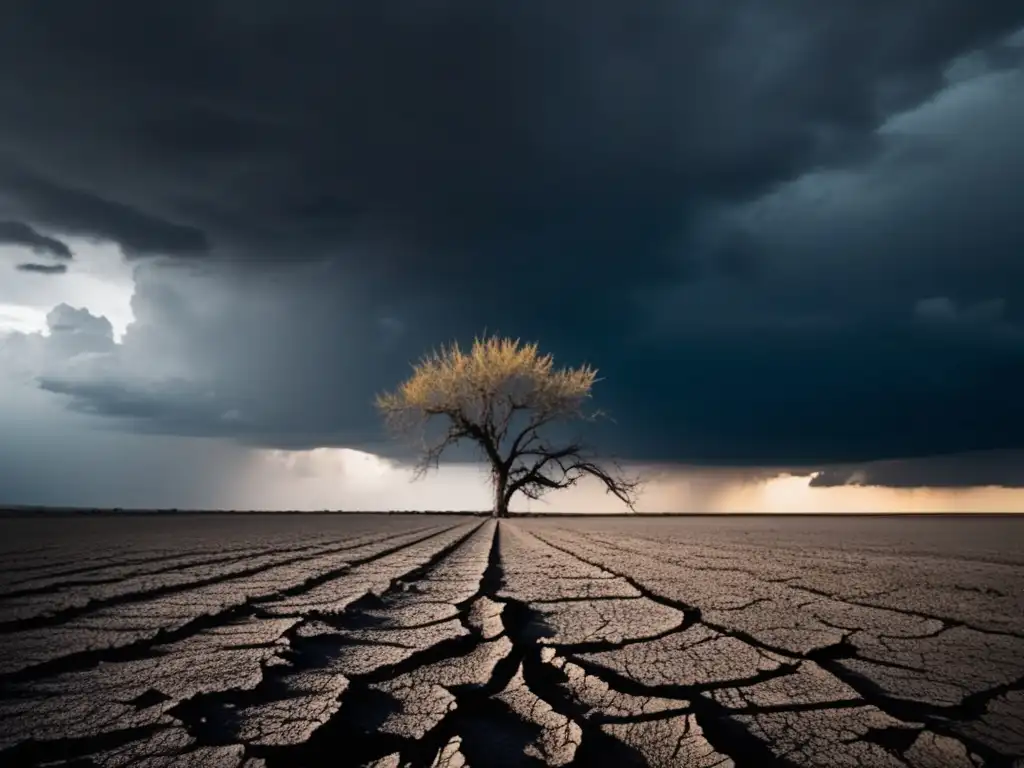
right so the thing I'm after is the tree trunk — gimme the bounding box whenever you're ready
[493,470,509,518]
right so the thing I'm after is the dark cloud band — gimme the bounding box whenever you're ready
[15,262,67,275]
[0,220,72,259]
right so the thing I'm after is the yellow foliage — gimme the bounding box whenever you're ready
[375,335,596,427]
[376,334,638,515]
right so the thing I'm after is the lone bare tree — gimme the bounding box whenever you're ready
[376,336,640,518]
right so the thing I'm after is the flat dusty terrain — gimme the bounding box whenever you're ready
[0,514,1021,767]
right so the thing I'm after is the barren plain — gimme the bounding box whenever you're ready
[0,513,1021,767]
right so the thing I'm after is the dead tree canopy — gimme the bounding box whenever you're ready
[375,335,641,518]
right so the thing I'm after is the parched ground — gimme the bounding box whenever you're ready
[0,514,1021,767]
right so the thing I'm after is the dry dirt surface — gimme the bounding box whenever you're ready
[0,513,1022,767]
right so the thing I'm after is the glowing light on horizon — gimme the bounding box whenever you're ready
[234,450,1024,513]
[262,447,397,482]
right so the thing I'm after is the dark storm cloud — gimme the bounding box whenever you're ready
[2,2,1024,478]
[600,319,1024,466]
[16,263,67,275]
[36,377,239,432]
[2,2,1020,267]
[28,264,419,451]
[0,220,72,259]
[0,162,209,257]
[809,451,1024,488]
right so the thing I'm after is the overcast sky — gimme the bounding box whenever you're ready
[1,3,1023,512]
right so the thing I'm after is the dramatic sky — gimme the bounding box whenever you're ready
[2,3,1023,512]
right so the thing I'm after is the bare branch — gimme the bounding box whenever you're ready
[504,443,640,511]
[410,422,468,480]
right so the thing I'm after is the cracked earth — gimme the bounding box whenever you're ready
[0,514,1021,767]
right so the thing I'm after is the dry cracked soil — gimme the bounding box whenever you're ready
[0,513,1021,767]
